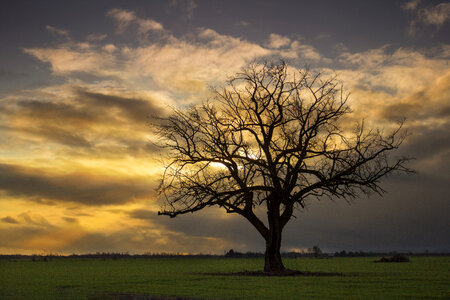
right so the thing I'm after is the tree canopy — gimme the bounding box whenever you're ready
[156,61,411,273]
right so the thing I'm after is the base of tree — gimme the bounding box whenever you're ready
[205,269,343,277]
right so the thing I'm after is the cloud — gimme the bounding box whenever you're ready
[337,46,449,98]
[284,170,450,252]
[23,27,273,94]
[315,33,331,40]
[0,226,50,250]
[129,207,264,251]
[127,28,271,93]
[0,225,86,253]
[0,206,239,254]
[0,163,154,206]
[107,8,164,34]
[420,3,450,27]
[235,21,250,27]
[402,1,450,35]
[57,227,231,254]
[128,160,450,253]
[1,216,19,224]
[24,45,119,77]
[268,34,291,49]
[76,89,167,123]
[377,71,450,122]
[279,40,329,62]
[169,0,198,20]
[399,122,450,177]
[338,46,389,68]
[102,44,116,53]
[0,212,82,253]
[45,25,69,37]
[86,33,108,41]
[0,85,168,155]
[402,0,421,12]
[1,8,449,255]
[0,211,240,254]
[10,87,166,126]
[423,3,450,28]
[16,212,53,227]
[27,126,91,147]
[0,69,26,80]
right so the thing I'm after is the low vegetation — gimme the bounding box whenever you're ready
[0,256,448,299]
[374,253,411,263]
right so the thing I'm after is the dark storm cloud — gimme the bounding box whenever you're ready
[279,124,450,252]
[400,122,450,163]
[0,163,155,206]
[380,98,450,122]
[76,90,167,123]
[28,126,91,147]
[1,216,19,224]
[282,172,450,252]
[1,88,168,151]
[128,209,155,220]
[9,88,167,127]
[15,100,99,126]
[130,169,449,253]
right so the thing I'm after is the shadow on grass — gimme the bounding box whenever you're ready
[373,254,411,263]
[202,269,343,277]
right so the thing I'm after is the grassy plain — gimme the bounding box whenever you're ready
[0,256,449,299]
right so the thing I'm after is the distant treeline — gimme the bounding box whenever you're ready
[0,250,448,261]
[223,249,450,258]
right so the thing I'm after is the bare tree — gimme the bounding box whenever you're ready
[156,62,411,273]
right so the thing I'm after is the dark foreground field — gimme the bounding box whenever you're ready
[1,256,449,299]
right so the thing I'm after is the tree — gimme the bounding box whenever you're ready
[156,62,411,273]
[310,245,322,258]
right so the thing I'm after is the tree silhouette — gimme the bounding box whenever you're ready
[157,62,411,273]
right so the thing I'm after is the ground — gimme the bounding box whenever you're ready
[0,256,448,299]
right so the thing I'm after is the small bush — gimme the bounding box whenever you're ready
[374,254,410,263]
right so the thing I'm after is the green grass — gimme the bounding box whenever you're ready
[0,256,449,299]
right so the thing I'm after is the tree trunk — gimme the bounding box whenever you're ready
[264,199,285,273]
[264,228,285,272]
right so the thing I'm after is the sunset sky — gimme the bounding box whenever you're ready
[0,0,449,255]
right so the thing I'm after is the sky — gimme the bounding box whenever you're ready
[0,0,449,255]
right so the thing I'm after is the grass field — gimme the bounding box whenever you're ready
[0,256,449,299]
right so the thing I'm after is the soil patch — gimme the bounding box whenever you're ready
[204,269,343,277]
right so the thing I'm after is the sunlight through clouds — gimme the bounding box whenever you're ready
[0,2,449,254]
